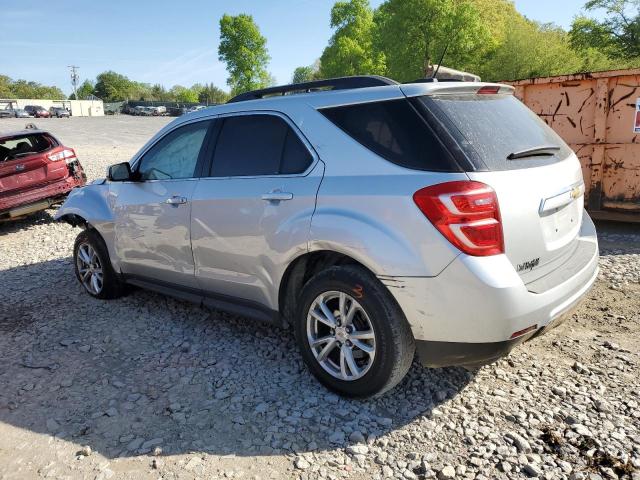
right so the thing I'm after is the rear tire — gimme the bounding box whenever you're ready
[294,265,415,398]
[73,229,124,299]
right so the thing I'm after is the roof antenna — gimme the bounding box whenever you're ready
[431,41,450,80]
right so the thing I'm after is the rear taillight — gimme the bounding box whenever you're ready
[413,181,504,256]
[47,148,77,163]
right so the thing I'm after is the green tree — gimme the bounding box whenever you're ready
[8,79,64,99]
[197,83,229,104]
[319,0,385,78]
[150,84,169,101]
[374,0,491,82]
[218,13,272,95]
[69,80,95,100]
[477,19,583,81]
[0,75,13,97]
[570,0,640,59]
[131,82,152,101]
[292,65,316,83]
[169,85,199,103]
[94,71,135,101]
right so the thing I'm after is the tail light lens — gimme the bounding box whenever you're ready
[47,148,77,163]
[413,181,504,256]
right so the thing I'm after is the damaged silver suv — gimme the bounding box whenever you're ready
[57,76,599,397]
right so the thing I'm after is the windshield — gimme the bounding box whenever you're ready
[420,94,572,171]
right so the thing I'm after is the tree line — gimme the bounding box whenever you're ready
[69,72,231,104]
[224,0,639,93]
[0,75,65,100]
[2,0,637,101]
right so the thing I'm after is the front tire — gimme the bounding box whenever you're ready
[294,265,415,397]
[73,229,123,299]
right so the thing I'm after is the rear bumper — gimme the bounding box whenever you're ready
[382,212,599,367]
[0,163,85,217]
[414,301,578,367]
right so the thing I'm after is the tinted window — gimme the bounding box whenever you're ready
[421,94,572,171]
[320,99,458,172]
[138,121,210,180]
[211,115,312,177]
[281,129,313,174]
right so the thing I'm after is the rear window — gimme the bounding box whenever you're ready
[0,133,57,162]
[420,94,572,171]
[320,99,459,172]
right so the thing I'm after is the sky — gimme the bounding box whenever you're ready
[1,0,597,96]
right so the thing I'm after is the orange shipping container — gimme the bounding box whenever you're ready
[503,68,640,222]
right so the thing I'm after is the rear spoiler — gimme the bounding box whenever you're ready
[400,82,515,98]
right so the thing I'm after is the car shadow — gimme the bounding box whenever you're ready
[0,256,475,460]
[0,209,57,236]
[595,220,640,255]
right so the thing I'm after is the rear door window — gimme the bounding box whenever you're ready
[420,94,572,171]
[210,114,313,177]
[320,99,459,172]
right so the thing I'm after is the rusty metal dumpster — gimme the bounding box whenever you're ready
[503,68,640,222]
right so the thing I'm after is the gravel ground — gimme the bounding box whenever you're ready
[0,116,638,480]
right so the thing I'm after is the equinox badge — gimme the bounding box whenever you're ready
[517,257,540,272]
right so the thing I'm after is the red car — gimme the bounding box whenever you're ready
[24,105,51,118]
[0,125,86,220]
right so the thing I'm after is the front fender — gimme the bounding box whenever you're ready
[55,183,120,270]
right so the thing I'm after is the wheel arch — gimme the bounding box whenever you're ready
[55,184,119,271]
[278,250,378,326]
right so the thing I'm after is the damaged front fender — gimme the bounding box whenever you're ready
[55,181,120,270]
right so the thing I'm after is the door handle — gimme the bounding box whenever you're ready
[261,191,293,202]
[165,196,188,205]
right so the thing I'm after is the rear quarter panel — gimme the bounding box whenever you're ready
[295,105,464,277]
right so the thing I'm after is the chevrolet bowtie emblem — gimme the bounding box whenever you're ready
[570,185,582,199]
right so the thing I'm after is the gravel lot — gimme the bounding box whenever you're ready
[0,116,638,480]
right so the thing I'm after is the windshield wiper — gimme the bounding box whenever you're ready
[507,145,560,160]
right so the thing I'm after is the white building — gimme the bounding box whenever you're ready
[0,98,104,117]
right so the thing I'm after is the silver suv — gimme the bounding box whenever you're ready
[57,76,599,397]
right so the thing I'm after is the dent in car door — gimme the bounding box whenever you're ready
[114,120,212,288]
[113,179,199,287]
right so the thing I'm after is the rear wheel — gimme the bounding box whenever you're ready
[73,229,123,299]
[294,265,415,397]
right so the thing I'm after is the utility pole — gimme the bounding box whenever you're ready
[68,65,79,99]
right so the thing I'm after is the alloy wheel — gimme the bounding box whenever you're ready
[76,243,104,295]
[306,291,376,381]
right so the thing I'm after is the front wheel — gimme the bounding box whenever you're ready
[73,229,124,299]
[294,265,415,397]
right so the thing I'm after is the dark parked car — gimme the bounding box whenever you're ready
[167,106,188,116]
[49,107,70,118]
[0,125,86,220]
[24,105,51,118]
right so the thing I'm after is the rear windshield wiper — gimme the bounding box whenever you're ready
[507,145,560,160]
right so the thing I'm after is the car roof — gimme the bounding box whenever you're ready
[177,80,512,123]
[0,128,49,140]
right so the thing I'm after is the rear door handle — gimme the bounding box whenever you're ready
[261,192,293,202]
[165,196,188,205]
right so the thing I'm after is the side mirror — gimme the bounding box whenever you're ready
[107,162,134,182]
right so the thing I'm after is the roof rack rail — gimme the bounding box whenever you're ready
[227,75,399,103]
